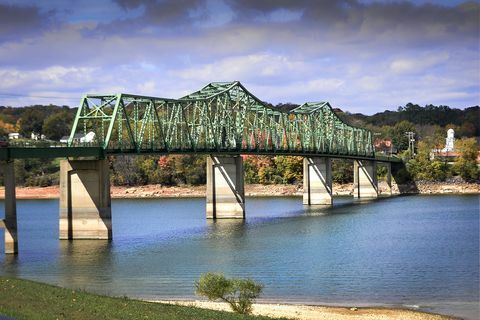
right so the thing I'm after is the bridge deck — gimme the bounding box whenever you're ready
[0,145,400,162]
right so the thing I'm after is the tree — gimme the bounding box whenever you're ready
[195,273,263,315]
[453,138,479,182]
[384,120,416,152]
[273,156,302,184]
[406,141,451,181]
[332,159,353,183]
[43,111,73,140]
[19,108,44,137]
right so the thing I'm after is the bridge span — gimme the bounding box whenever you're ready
[1,81,400,254]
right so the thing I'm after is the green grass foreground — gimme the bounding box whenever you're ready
[0,277,286,320]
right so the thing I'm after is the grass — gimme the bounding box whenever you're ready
[0,277,287,320]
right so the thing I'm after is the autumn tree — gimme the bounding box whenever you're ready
[453,138,479,182]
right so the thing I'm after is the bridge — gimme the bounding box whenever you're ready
[0,81,400,254]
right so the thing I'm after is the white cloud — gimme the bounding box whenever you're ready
[390,52,450,74]
[172,53,308,82]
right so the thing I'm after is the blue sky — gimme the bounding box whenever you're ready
[0,0,478,114]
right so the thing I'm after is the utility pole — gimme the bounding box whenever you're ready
[405,131,415,158]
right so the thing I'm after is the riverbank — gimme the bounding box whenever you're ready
[156,300,457,320]
[0,277,457,320]
[0,181,478,199]
[0,277,278,320]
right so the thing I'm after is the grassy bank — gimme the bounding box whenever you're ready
[0,277,285,320]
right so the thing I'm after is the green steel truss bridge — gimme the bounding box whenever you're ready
[1,81,398,161]
[70,81,373,157]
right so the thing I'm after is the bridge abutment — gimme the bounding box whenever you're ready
[1,161,18,254]
[59,159,112,240]
[353,160,378,199]
[206,155,245,219]
[303,157,333,205]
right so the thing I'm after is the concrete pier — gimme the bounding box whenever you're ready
[206,155,245,219]
[303,157,332,205]
[385,162,393,196]
[354,160,378,198]
[59,159,112,239]
[1,161,17,254]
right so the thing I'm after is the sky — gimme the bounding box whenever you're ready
[0,0,478,114]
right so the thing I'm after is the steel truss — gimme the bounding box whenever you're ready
[68,81,374,157]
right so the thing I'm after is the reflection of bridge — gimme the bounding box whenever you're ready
[1,81,400,254]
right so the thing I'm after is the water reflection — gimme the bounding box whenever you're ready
[206,219,246,237]
[57,240,114,288]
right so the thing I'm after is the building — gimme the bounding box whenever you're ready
[7,133,20,140]
[430,128,458,162]
[60,133,85,144]
[374,138,396,155]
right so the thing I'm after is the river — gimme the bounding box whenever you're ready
[1,195,479,319]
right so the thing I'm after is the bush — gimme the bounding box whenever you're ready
[195,273,263,315]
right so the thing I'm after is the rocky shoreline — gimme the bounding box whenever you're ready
[0,181,478,200]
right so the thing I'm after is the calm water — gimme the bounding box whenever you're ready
[1,195,479,319]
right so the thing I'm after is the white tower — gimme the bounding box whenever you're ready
[442,128,455,152]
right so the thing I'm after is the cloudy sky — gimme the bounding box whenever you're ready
[0,0,478,114]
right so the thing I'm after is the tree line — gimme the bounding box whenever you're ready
[0,102,478,186]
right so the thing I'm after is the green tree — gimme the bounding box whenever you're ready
[195,273,263,315]
[407,141,451,181]
[273,156,302,184]
[453,138,479,182]
[43,111,73,140]
[385,120,416,152]
[19,108,44,137]
[332,159,353,183]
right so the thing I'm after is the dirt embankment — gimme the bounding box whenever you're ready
[0,181,477,200]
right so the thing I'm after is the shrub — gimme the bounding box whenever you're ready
[195,273,263,315]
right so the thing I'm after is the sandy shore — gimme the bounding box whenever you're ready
[154,300,457,320]
[0,181,478,199]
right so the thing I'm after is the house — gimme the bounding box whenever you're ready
[8,133,20,140]
[31,132,46,140]
[374,138,396,155]
[60,133,85,144]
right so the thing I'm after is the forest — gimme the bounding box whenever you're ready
[0,102,478,187]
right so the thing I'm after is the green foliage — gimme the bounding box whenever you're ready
[244,156,277,184]
[110,155,206,186]
[273,156,303,184]
[384,120,416,152]
[406,141,451,181]
[43,111,73,140]
[344,104,479,138]
[453,138,479,182]
[0,277,278,320]
[332,159,353,183]
[19,108,44,137]
[195,273,263,315]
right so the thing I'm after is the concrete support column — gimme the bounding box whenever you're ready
[206,155,245,219]
[2,161,18,254]
[354,160,378,198]
[385,162,393,196]
[59,159,112,240]
[303,157,332,205]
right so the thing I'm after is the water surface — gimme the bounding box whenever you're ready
[1,195,478,319]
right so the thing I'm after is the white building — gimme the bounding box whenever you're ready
[8,133,20,140]
[441,128,455,152]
